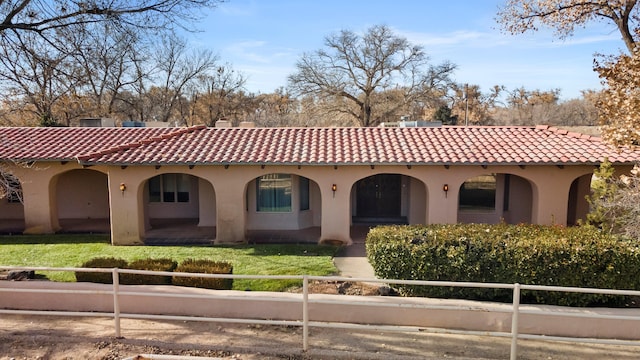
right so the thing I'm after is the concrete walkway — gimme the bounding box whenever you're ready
[333,239,377,279]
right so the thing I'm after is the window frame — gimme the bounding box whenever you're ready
[256,174,293,213]
[299,176,310,211]
[148,174,191,203]
[458,174,497,212]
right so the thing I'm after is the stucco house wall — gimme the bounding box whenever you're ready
[0,157,623,245]
[0,198,24,220]
[56,169,110,220]
[1,126,639,245]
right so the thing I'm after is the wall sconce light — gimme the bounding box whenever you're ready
[443,184,449,198]
[332,184,337,197]
[119,183,127,193]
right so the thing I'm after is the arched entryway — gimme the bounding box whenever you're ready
[457,173,532,224]
[0,173,25,234]
[244,173,322,243]
[142,173,216,244]
[351,174,427,225]
[55,169,110,233]
[567,174,593,226]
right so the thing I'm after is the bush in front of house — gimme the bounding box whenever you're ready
[172,259,234,290]
[75,257,128,284]
[366,224,640,307]
[120,258,177,285]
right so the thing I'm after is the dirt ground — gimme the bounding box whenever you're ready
[2,281,640,359]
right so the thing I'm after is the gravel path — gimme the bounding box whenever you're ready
[1,314,640,359]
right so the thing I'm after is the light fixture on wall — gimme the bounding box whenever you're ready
[332,184,337,197]
[443,184,449,198]
[119,183,127,194]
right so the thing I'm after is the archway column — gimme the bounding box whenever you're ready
[319,177,351,245]
[211,172,247,244]
[108,167,145,245]
[418,173,461,225]
[21,173,59,234]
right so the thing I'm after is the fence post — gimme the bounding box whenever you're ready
[112,268,121,338]
[510,283,521,360]
[302,275,309,352]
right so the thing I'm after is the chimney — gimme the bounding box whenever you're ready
[239,121,256,128]
[215,117,231,128]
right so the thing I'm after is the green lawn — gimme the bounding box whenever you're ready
[0,234,339,291]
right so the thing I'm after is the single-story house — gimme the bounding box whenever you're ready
[1,125,639,245]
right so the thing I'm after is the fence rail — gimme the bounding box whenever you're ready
[1,266,640,360]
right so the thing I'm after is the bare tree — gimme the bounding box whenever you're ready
[191,64,247,126]
[61,21,145,121]
[287,24,456,127]
[143,34,218,124]
[505,87,560,125]
[0,31,78,126]
[447,84,504,125]
[0,0,222,35]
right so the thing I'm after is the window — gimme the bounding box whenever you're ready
[299,176,310,210]
[459,174,496,211]
[257,174,292,212]
[149,174,190,203]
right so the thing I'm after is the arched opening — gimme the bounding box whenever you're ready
[457,173,532,224]
[245,173,321,243]
[567,174,593,226]
[0,173,25,233]
[143,173,215,244]
[55,169,110,233]
[351,174,427,225]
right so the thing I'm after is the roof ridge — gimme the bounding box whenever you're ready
[77,125,206,162]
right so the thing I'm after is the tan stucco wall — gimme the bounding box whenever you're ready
[0,200,24,220]
[2,281,639,341]
[56,169,109,219]
[2,161,601,245]
[198,178,216,227]
[408,176,427,224]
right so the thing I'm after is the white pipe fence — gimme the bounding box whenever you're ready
[2,266,640,360]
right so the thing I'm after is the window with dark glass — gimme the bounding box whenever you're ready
[299,176,310,210]
[257,174,292,212]
[149,174,190,203]
[459,174,496,211]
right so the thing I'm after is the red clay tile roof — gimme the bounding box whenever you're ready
[1,125,639,166]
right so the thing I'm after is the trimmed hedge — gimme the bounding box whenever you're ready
[120,258,177,285]
[74,257,230,289]
[172,259,234,290]
[366,224,640,306]
[75,257,128,284]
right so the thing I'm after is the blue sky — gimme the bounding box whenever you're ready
[187,0,625,100]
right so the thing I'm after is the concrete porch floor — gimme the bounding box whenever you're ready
[0,218,374,249]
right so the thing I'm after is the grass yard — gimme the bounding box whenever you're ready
[0,234,339,291]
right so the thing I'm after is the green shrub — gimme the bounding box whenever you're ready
[75,257,128,284]
[173,259,233,290]
[366,224,640,307]
[120,258,177,285]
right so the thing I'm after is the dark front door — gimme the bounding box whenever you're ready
[356,174,402,220]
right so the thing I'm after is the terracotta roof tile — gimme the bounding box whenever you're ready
[1,126,639,166]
